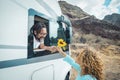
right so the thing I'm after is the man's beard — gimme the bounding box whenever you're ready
[36,36,44,41]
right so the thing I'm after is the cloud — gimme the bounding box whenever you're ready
[61,0,120,19]
[76,0,106,19]
[109,0,120,12]
[110,0,120,7]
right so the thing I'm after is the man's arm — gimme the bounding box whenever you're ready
[39,44,51,50]
[39,44,56,52]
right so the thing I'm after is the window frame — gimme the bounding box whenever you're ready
[27,9,70,59]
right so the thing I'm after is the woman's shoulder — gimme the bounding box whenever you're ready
[82,75,97,80]
[77,74,96,80]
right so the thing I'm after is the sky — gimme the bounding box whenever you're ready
[59,0,120,19]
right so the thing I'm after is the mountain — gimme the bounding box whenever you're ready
[59,1,120,46]
[103,13,120,28]
[59,1,120,80]
[59,1,89,20]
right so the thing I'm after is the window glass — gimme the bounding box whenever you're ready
[49,21,69,52]
[49,21,59,46]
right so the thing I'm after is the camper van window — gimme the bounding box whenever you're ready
[28,15,51,58]
[28,15,69,58]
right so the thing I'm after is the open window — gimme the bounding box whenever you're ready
[28,10,50,58]
[28,9,71,58]
[49,21,70,51]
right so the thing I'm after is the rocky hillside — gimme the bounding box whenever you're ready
[59,1,120,46]
[72,16,120,40]
[103,13,120,28]
[59,1,89,20]
[59,1,120,80]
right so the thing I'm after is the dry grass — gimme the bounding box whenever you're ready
[72,27,120,46]
[69,43,120,80]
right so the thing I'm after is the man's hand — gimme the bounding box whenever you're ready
[50,46,57,53]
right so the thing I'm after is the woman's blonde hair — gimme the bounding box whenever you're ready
[77,47,104,80]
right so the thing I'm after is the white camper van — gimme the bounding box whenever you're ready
[0,0,72,80]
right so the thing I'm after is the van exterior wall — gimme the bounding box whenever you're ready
[0,0,28,46]
[0,58,71,80]
[0,0,28,61]
[0,0,62,61]
[0,0,71,80]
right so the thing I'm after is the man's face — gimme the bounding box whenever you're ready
[34,28,47,39]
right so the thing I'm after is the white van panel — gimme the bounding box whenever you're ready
[31,65,54,80]
[0,61,53,80]
[43,0,62,16]
[0,0,27,46]
[36,0,62,19]
[0,58,71,80]
[0,49,27,61]
[13,0,52,18]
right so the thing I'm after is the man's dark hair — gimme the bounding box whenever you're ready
[30,22,46,35]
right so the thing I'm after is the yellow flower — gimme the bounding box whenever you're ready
[57,39,67,47]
